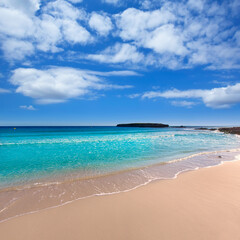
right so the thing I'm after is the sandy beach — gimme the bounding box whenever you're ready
[0,158,240,240]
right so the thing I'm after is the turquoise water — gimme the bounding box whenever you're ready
[1,126,240,189]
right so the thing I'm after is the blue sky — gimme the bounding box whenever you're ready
[0,0,240,126]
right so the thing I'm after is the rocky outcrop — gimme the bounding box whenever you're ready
[116,123,169,128]
[218,127,240,135]
[195,128,217,131]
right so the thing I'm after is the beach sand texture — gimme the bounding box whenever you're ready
[0,159,240,240]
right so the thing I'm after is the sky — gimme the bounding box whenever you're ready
[0,0,240,126]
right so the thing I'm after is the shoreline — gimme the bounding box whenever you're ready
[1,126,239,194]
[1,146,239,192]
[1,156,240,239]
[0,148,240,224]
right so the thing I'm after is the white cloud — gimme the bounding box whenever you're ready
[102,0,120,5]
[116,8,176,42]
[89,13,113,36]
[43,0,83,20]
[140,0,152,9]
[35,15,63,52]
[0,0,93,61]
[41,0,92,45]
[171,100,197,108]
[87,43,144,64]
[20,105,36,110]
[128,93,141,99]
[187,40,240,70]
[85,70,140,76]
[187,0,204,11]
[144,24,187,55]
[142,83,240,108]
[0,0,239,70]
[114,3,240,69]
[62,19,92,44]
[9,67,135,104]
[68,0,83,3]
[0,88,10,93]
[0,0,40,16]
[0,7,34,38]
[2,39,34,61]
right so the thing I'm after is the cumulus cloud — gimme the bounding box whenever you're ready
[43,0,84,20]
[87,43,144,64]
[89,13,113,36]
[38,0,93,46]
[0,0,239,70]
[62,19,92,44]
[0,6,34,38]
[35,14,62,53]
[2,39,34,61]
[114,7,187,59]
[112,2,240,69]
[20,105,36,110]
[144,24,187,56]
[115,8,176,41]
[0,0,92,61]
[0,0,40,16]
[142,83,240,108]
[9,67,135,104]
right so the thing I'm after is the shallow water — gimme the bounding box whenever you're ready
[0,126,240,222]
[1,126,239,188]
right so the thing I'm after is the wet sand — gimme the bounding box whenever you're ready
[0,159,240,240]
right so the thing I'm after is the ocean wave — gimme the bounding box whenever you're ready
[1,150,240,224]
[1,147,240,192]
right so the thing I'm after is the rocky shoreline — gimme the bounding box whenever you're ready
[218,127,240,135]
[116,123,240,136]
[195,127,240,135]
[194,127,240,136]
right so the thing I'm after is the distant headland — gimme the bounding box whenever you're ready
[116,123,169,128]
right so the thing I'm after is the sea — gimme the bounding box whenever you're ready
[0,126,240,222]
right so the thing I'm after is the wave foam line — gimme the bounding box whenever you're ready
[0,151,240,224]
[1,147,240,193]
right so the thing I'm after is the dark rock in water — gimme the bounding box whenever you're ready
[195,127,216,131]
[218,127,240,135]
[116,123,169,128]
[171,125,186,128]
[195,127,209,130]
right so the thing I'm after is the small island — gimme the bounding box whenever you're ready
[116,123,169,128]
